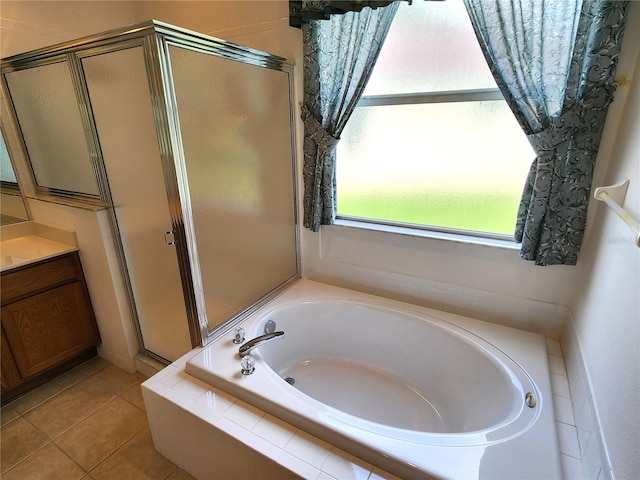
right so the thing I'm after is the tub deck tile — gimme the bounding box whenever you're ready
[215,416,252,443]
[553,394,576,426]
[172,376,210,401]
[195,386,235,414]
[369,466,403,480]
[284,430,333,470]
[253,414,298,449]
[224,400,265,430]
[320,447,372,480]
[277,451,322,480]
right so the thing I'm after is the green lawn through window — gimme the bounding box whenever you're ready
[337,184,522,236]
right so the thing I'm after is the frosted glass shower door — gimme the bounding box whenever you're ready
[82,46,192,361]
[169,45,298,334]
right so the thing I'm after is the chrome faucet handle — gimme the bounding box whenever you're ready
[232,327,245,345]
[241,354,255,375]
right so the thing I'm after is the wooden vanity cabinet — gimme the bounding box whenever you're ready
[1,251,100,403]
[1,328,22,392]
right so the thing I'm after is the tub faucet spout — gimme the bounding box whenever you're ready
[239,331,284,356]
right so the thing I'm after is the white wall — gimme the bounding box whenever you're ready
[0,1,137,57]
[562,3,640,479]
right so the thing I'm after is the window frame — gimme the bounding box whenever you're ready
[336,87,524,243]
[333,0,533,244]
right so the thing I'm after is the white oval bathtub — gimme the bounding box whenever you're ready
[186,280,562,479]
[257,300,535,443]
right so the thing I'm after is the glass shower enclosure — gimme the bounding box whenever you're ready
[1,21,299,361]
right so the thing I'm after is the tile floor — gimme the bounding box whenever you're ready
[1,356,195,480]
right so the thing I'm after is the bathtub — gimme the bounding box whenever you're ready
[186,280,562,479]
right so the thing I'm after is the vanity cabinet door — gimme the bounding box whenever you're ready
[1,328,22,391]
[1,282,99,378]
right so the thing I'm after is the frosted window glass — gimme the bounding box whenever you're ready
[364,1,497,95]
[5,62,98,195]
[336,102,534,234]
[0,131,17,183]
[169,46,297,332]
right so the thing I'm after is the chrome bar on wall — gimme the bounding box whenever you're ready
[594,179,640,247]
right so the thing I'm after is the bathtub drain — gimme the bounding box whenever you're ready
[284,377,295,385]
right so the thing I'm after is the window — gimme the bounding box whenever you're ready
[336,0,534,238]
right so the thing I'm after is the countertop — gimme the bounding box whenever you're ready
[0,221,78,272]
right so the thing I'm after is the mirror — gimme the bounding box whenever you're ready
[0,127,29,225]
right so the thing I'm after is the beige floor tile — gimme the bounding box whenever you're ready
[120,383,146,412]
[0,416,49,473]
[7,368,87,414]
[24,378,115,439]
[89,365,147,395]
[1,443,85,480]
[89,428,175,480]
[74,356,111,376]
[166,467,197,480]
[55,397,147,471]
[0,406,20,427]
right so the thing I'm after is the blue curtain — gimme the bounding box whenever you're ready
[464,0,629,265]
[301,4,399,231]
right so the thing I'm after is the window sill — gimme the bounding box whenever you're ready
[332,218,521,251]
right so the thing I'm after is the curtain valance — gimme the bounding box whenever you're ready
[289,1,398,27]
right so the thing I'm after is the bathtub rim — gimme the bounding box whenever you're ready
[248,297,541,440]
[185,280,562,480]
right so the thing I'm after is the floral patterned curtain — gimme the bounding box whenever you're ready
[464,0,629,265]
[300,3,399,231]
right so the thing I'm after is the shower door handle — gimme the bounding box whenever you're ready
[164,230,176,246]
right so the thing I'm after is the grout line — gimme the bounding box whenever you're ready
[22,381,119,442]
[53,441,90,477]
[0,435,50,477]
[6,375,88,415]
[1,358,161,480]
[87,426,148,477]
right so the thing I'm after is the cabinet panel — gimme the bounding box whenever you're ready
[1,282,99,378]
[1,255,79,304]
[1,327,22,391]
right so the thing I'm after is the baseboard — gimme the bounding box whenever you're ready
[134,353,166,378]
[96,345,137,373]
